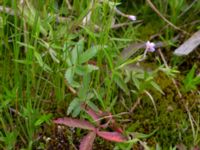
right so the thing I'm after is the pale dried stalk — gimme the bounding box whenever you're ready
[65,0,72,10]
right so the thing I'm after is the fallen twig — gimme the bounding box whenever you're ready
[64,80,77,95]
[111,20,143,29]
[65,0,72,10]
[130,97,141,113]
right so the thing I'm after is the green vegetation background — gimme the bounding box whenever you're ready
[0,0,199,149]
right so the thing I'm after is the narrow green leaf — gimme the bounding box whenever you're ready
[182,64,199,92]
[116,55,142,70]
[13,59,32,65]
[49,48,60,63]
[184,64,196,84]
[113,73,129,95]
[132,77,140,90]
[71,47,78,65]
[65,68,73,83]
[39,40,60,63]
[76,39,85,54]
[133,129,158,139]
[17,41,35,49]
[33,50,52,72]
[34,50,43,66]
[81,26,99,40]
[78,74,91,99]
[82,74,91,93]
[193,76,200,85]
[87,101,100,112]
[93,89,105,109]
[34,114,52,126]
[150,81,164,94]
[18,2,47,36]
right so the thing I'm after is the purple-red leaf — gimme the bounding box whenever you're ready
[81,105,100,124]
[79,132,96,150]
[109,120,124,133]
[96,130,127,142]
[193,146,200,150]
[54,117,95,130]
[110,125,123,134]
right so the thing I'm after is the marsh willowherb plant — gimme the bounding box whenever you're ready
[54,104,127,150]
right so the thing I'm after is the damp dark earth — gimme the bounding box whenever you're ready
[0,0,200,150]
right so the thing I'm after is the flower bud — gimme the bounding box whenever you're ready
[128,15,136,21]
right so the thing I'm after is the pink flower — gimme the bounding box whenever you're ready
[145,41,155,52]
[128,15,136,21]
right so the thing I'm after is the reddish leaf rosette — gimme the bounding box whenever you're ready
[54,117,95,131]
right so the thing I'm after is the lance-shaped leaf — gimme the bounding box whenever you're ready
[96,130,127,142]
[79,132,96,150]
[113,72,129,95]
[54,117,95,131]
[109,120,124,134]
[81,104,101,125]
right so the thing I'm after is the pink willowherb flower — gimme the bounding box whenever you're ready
[128,15,136,21]
[140,41,156,61]
[145,41,155,52]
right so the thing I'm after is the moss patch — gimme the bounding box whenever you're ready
[127,72,199,148]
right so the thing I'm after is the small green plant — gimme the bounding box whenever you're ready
[182,64,200,92]
[64,39,102,88]
[0,131,18,150]
[64,38,104,117]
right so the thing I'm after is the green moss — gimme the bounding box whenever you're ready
[127,72,199,148]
